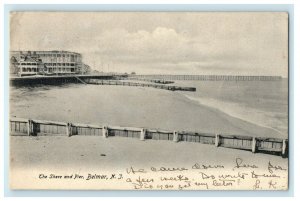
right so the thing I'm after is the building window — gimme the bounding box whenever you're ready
[22,68,26,72]
[62,63,65,66]
[71,63,74,66]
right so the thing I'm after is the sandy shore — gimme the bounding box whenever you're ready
[10,136,288,190]
[11,135,288,169]
[9,83,288,190]
[10,84,283,138]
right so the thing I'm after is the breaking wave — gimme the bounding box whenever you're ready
[182,94,287,137]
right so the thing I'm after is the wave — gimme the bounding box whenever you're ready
[182,94,287,137]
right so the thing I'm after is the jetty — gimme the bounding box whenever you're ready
[86,79,196,92]
[10,117,288,158]
[126,77,175,84]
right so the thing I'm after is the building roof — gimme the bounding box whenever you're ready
[19,56,40,63]
[10,50,81,55]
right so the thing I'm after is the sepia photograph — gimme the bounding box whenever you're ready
[9,12,288,190]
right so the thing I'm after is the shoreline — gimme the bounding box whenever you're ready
[181,94,287,137]
[10,82,287,139]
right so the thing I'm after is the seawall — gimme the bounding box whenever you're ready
[10,75,121,86]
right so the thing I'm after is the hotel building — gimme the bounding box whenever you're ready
[10,50,84,76]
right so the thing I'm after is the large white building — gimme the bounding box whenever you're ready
[10,50,84,76]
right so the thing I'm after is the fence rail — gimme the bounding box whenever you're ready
[9,118,288,158]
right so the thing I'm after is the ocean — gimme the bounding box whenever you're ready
[177,80,288,136]
[9,79,288,138]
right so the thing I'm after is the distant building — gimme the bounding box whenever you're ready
[10,50,86,76]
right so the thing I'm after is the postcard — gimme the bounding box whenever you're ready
[9,12,288,190]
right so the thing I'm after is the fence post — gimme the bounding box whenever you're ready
[215,134,220,147]
[27,119,32,136]
[173,131,179,142]
[66,123,72,137]
[252,137,257,153]
[282,139,287,157]
[140,128,146,141]
[102,126,108,138]
[31,120,38,136]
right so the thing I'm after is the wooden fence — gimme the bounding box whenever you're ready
[9,118,288,158]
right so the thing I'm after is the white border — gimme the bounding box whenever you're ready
[1,0,299,200]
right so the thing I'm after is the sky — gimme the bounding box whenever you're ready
[10,12,288,76]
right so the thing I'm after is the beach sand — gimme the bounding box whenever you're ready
[9,83,289,190]
[11,135,287,169]
[10,84,284,138]
[10,135,288,190]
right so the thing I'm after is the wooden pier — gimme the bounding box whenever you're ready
[10,117,288,158]
[133,75,283,81]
